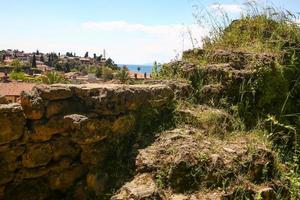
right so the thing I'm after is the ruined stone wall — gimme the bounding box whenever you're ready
[0,84,175,200]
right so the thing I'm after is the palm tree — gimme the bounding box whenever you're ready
[116,68,129,83]
[41,71,69,84]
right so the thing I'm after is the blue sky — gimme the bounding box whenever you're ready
[0,0,299,64]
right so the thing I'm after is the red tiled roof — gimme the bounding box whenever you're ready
[0,82,36,96]
[128,71,149,79]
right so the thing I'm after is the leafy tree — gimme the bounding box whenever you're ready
[32,54,37,68]
[66,52,74,57]
[0,51,5,63]
[137,66,141,72]
[97,54,103,62]
[151,61,160,78]
[93,53,97,59]
[84,52,89,58]
[11,59,22,68]
[40,55,44,62]
[36,50,39,55]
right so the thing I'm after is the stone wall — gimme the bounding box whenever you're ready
[0,84,175,199]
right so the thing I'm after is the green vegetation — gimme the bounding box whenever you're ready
[116,67,130,83]
[40,71,70,84]
[9,71,37,82]
[157,3,300,199]
[32,54,36,68]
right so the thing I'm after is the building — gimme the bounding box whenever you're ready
[0,82,36,103]
[128,71,149,80]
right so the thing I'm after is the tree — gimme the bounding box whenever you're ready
[137,66,141,72]
[97,55,103,62]
[41,71,69,84]
[93,53,97,59]
[151,61,160,78]
[116,67,129,83]
[0,51,6,62]
[32,54,37,68]
[36,50,39,55]
[11,59,22,68]
[40,55,44,62]
[84,52,89,58]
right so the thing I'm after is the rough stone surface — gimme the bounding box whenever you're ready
[0,104,25,145]
[0,83,175,199]
[111,173,159,200]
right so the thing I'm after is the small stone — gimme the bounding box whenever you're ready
[111,173,158,200]
[170,194,189,200]
[223,147,235,153]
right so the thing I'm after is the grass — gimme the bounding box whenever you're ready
[155,1,300,197]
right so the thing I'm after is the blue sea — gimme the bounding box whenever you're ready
[118,64,153,74]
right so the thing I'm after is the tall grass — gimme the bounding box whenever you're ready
[193,1,300,54]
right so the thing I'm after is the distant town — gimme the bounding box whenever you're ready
[0,49,153,103]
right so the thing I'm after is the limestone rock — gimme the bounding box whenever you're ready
[4,179,50,200]
[169,194,189,200]
[50,137,81,161]
[112,114,136,135]
[72,118,111,144]
[0,104,25,145]
[111,173,159,200]
[86,172,109,196]
[48,165,85,191]
[20,91,45,120]
[0,165,15,185]
[46,100,85,118]
[22,143,53,168]
[80,142,110,165]
[31,116,72,141]
[34,84,73,100]
[15,167,50,180]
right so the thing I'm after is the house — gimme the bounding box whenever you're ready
[128,71,149,80]
[0,82,36,103]
[36,64,54,73]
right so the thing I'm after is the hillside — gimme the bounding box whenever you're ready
[0,4,300,200]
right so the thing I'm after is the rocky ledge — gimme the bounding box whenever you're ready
[0,84,176,199]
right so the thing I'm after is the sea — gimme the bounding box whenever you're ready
[118,64,153,74]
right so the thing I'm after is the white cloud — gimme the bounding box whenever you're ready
[81,21,209,64]
[210,3,243,14]
[83,21,194,35]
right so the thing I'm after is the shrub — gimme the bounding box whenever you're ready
[102,67,114,81]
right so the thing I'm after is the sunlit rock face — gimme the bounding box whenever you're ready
[0,84,175,199]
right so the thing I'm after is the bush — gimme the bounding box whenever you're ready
[102,67,114,81]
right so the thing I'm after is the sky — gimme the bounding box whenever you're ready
[0,0,299,64]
